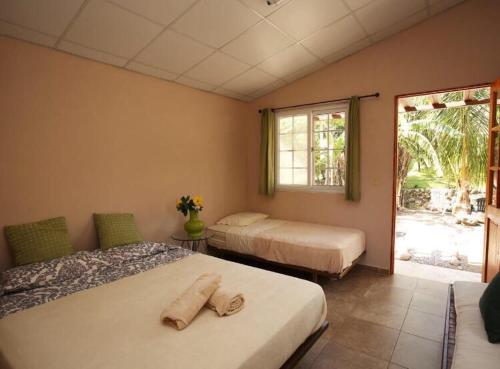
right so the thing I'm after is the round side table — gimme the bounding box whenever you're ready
[171,230,213,252]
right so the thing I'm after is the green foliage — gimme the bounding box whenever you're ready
[398,88,489,189]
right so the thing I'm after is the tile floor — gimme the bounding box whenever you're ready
[297,266,452,369]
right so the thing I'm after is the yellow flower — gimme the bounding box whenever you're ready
[176,199,182,207]
[193,195,203,206]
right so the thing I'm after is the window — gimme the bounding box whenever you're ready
[276,104,348,192]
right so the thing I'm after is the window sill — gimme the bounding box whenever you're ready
[276,186,345,194]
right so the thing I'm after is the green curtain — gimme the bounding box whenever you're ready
[258,108,276,196]
[346,96,360,201]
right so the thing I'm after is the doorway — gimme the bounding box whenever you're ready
[391,84,491,282]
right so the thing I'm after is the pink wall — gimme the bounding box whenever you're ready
[0,37,250,270]
[247,0,500,270]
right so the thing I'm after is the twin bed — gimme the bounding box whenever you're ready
[0,213,366,369]
[208,214,366,281]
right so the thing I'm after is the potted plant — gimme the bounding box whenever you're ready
[176,195,205,237]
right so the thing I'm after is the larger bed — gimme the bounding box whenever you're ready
[208,217,366,280]
[0,242,327,369]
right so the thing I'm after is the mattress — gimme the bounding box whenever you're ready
[451,281,500,369]
[0,252,326,369]
[208,219,365,274]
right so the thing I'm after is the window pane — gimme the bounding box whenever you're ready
[294,150,307,167]
[294,133,307,150]
[330,130,345,150]
[313,114,329,131]
[329,112,345,130]
[331,151,345,186]
[280,151,292,168]
[314,131,329,149]
[294,115,307,133]
[280,169,293,185]
[280,134,292,150]
[293,169,307,185]
[279,117,293,134]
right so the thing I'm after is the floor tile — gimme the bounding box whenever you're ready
[376,274,418,291]
[402,309,445,342]
[364,284,414,308]
[415,278,450,298]
[391,332,442,369]
[389,363,408,369]
[331,318,399,361]
[352,301,408,329]
[410,291,447,317]
[313,341,388,369]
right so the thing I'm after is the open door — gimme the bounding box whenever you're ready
[484,78,500,282]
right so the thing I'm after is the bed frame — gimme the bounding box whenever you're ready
[442,284,456,369]
[207,244,365,282]
[281,321,329,369]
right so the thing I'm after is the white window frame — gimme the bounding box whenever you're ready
[275,103,349,193]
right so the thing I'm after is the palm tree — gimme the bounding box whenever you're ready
[398,89,489,211]
[397,113,442,208]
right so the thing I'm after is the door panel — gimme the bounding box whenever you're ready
[484,79,500,282]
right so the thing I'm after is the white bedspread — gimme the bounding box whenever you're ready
[452,281,500,369]
[209,219,365,274]
[0,253,326,369]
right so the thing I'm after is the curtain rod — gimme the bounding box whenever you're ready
[258,92,380,113]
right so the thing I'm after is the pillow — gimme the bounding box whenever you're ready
[216,212,269,227]
[479,272,500,343]
[4,217,74,266]
[93,213,143,250]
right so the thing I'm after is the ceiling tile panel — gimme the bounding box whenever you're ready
[344,0,374,11]
[175,76,216,91]
[222,67,277,96]
[214,87,250,101]
[258,44,319,78]
[171,0,261,48]
[65,0,162,58]
[127,61,178,81]
[0,21,57,47]
[370,10,428,42]
[250,79,286,99]
[301,15,366,58]
[58,40,128,66]
[108,0,198,26]
[185,51,250,86]
[268,0,350,40]
[0,0,84,36]
[135,30,214,74]
[222,20,293,66]
[322,38,371,64]
[283,60,325,83]
[356,0,427,34]
[240,0,291,17]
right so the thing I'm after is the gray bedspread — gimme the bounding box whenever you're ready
[0,242,193,318]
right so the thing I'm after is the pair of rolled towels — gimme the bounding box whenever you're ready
[161,273,245,330]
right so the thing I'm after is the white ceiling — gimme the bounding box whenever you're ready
[0,0,465,102]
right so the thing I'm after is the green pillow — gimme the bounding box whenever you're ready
[479,272,500,343]
[4,217,74,266]
[93,213,143,250]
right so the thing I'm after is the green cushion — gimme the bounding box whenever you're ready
[93,213,143,250]
[479,272,500,343]
[4,217,74,266]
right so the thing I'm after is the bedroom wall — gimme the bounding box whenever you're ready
[0,36,250,270]
[246,0,500,270]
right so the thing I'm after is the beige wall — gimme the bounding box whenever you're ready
[247,0,500,270]
[0,36,250,270]
[1,0,499,272]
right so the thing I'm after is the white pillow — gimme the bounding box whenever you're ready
[216,212,269,227]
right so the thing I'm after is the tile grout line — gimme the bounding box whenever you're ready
[54,0,91,49]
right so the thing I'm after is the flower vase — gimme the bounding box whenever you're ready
[184,210,205,238]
